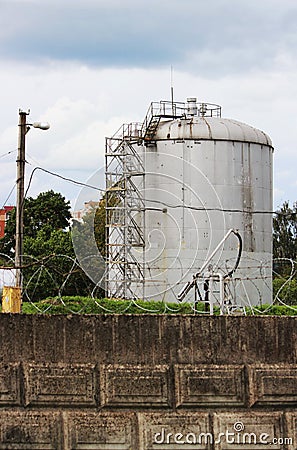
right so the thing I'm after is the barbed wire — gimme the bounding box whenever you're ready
[0,149,17,159]
[1,184,16,209]
[0,253,296,315]
[1,158,295,216]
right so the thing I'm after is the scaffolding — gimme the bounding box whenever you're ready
[105,100,222,299]
[105,122,145,299]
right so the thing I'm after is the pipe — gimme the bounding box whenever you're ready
[177,229,242,302]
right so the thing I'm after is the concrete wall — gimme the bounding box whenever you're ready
[0,314,296,449]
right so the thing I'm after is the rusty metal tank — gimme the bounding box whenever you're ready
[136,98,274,307]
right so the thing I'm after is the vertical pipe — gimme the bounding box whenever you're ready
[182,143,185,239]
[105,138,109,297]
[142,145,146,302]
[218,272,224,315]
[171,65,174,116]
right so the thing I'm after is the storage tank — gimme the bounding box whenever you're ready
[105,98,273,309]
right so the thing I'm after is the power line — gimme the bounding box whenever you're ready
[23,162,294,216]
[0,149,17,159]
[143,198,278,215]
[2,184,16,209]
[24,165,105,200]
[26,152,42,167]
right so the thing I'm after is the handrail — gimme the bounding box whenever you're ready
[108,100,222,146]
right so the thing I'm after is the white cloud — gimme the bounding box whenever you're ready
[0,35,297,209]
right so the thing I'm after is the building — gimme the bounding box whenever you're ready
[72,201,100,223]
[0,206,14,239]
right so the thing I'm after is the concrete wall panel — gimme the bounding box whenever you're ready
[0,315,295,448]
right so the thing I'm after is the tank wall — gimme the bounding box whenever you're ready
[132,138,273,305]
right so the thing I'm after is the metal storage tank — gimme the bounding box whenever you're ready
[105,98,273,310]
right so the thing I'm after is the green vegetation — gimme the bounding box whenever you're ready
[1,194,297,314]
[0,190,103,301]
[273,201,297,261]
[273,277,297,306]
[17,275,297,315]
[246,304,297,316]
[14,296,297,315]
[0,190,72,257]
[21,296,196,314]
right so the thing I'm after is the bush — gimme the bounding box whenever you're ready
[273,277,297,306]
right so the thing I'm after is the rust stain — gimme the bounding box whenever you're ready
[204,118,213,140]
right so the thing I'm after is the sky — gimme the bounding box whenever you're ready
[0,0,297,211]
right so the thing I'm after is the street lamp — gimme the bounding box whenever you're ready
[15,109,50,290]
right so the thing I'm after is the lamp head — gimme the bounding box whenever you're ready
[32,122,50,130]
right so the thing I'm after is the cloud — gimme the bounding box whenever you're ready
[1,0,297,209]
[1,0,297,76]
[0,59,296,210]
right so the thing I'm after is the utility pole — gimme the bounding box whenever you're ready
[1,110,50,313]
[15,110,29,288]
[14,110,49,295]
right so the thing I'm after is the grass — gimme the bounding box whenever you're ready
[11,296,297,315]
[21,296,200,314]
[245,303,297,316]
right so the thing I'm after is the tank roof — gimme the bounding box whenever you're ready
[155,117,273,147]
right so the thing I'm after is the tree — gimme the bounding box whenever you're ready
[0,190,71,256]
[0,190,97,301]
[71,198,106,298]
[273,201,297,260]
[23,228,95,301]
[71,195,116,257]
[273,201,297,284]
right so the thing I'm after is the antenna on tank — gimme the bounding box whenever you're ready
[170,65,174,115]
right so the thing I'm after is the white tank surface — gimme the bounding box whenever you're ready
[155,116,272,146]
[105,98,274,309]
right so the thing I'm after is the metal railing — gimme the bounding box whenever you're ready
[141,100,221,140]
